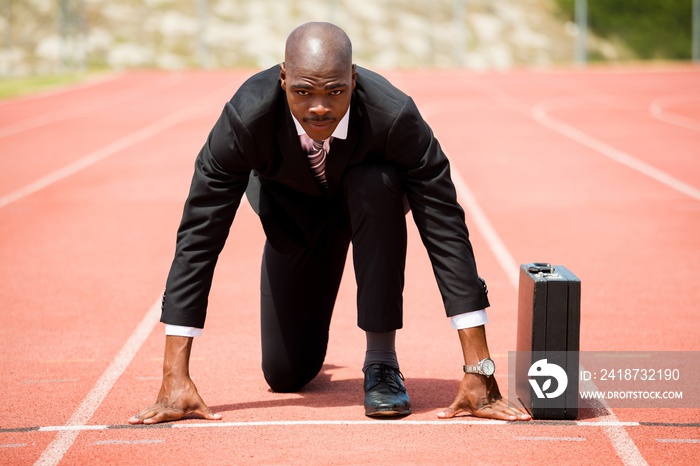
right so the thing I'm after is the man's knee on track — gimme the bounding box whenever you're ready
[262,360,322,393]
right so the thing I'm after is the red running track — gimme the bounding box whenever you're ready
[1,66,698,465]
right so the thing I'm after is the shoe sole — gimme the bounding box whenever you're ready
[364,408,412,418]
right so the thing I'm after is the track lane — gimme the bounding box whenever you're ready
[415,67,699,465]
[0,73,235,198]
[0,73,246,464]
[1,67,698,465]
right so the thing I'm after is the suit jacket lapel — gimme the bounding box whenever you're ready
[325,104,360,193]
[274,98,323,194]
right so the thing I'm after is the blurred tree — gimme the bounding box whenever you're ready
[555,0,694,60]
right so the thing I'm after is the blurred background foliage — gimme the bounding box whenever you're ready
[554,0,695,60]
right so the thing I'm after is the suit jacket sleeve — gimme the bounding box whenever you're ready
[384,97,489,316]
[161,102,254,328]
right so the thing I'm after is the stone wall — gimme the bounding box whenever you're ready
[0,0,620,76]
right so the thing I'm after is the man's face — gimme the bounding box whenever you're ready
[280,61,356,141]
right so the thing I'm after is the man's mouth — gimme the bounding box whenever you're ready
[306,118,334,129]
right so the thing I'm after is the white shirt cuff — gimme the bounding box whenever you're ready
[449,309,488,329]
[165,324,202,337]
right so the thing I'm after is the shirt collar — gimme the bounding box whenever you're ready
[291,106,350,140]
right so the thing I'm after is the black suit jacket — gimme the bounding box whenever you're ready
[162,65,489,328]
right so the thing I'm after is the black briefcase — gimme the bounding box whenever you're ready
[515,263,581,420]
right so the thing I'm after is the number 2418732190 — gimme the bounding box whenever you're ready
[598,368,680,381]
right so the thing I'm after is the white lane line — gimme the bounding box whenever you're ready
[0,73,123,109]
[649,94,700,132]
[579,422,641,427]
[578,374,648,466]
[33,297,161,466]
[449,168,519,288]
[0,74,189,139]
[94,439,165,445]
[516,436,586,441]
[531,98,700,202]
[17,420,650,432]
[172,420,513,428]
[450,163,648,466]
[0,102,208,209]
[39,425,115,432]
[655,438,700,443]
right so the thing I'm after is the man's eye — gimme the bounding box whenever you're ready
[330,90,343,96]
[297,90,309,96]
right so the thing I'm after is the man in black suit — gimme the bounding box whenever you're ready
[129,22,530,424]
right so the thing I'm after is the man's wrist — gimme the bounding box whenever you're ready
[457,325,491,366]
[163,335,194,377]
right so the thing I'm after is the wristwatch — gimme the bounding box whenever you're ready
[463,357,495,377]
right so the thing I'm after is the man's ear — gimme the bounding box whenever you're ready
[279,62,287,90]
[351,64,357,90]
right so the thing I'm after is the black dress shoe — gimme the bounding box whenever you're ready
[363,363,412,417]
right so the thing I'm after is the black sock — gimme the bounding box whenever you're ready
[363,330,399,371]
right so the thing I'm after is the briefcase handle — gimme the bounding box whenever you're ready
[528,263,555,274]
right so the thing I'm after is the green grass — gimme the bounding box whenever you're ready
[0,74,87,100]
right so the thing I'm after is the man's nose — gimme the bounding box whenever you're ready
[309,99,330,115]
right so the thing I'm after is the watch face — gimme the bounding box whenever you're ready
[481,358,495,376]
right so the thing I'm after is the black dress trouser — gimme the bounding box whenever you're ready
[260,163,408,392]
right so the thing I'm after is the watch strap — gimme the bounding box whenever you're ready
[463,363,483,375]
[463,358,494,376]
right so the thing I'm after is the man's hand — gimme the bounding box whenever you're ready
[437,372,531,421]
[128,335,222,425]
[437,325,531,421]
[128,373,221,425]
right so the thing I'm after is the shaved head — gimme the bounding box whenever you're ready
[280,22,356,141]
[284,22,352,74]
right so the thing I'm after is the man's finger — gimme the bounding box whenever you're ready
[472,402,532,421]
[128,405,183,425]
[437,405,464,419]
[128,406,162,425]
[472,405,518,421]
[191,406,222,421]
[127,415,143,425]
[491,399,532,420]
[142,408,183,425]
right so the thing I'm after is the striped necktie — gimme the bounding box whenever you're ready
[307,139,328,189]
